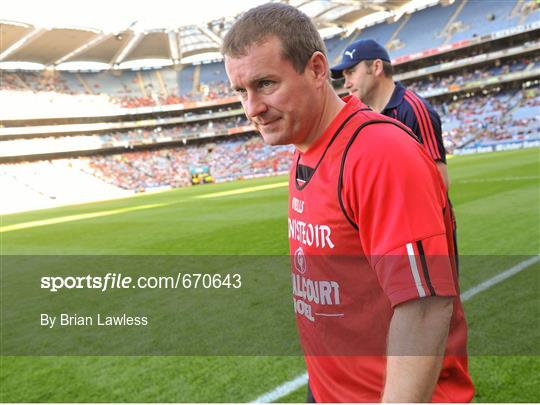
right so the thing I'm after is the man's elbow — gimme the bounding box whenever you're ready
[420,296,454,334]
[398,296,454,329]
[389,297,455,356]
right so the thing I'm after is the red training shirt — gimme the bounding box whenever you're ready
[288,95,473,402]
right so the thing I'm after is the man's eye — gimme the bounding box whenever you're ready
[259,80,274,88]
[235,88,247,97]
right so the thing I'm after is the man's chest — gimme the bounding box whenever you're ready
[287,154,361,256]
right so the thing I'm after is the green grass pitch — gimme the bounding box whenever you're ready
[1,147,539,402]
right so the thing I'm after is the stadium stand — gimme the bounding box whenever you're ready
[1,72,26,91]
[160,67,179,96]
[1,0,539,212]
[0,159,131,214]
[2,81,537,195]
[17,70,74,94]
[0,115,252,158]
[85,134,292,190]
[62,72,87,95]
[178,64,196,96]
[355,20,400,55]
[199,62,227,87]
[524,5,540,25]
[406,55,540,94]
[81,71,125,96]
[390,1,460,57]
[325,34,352,66]
[436,87,540,152]
[448,0,520,43]
[140,70,162,96]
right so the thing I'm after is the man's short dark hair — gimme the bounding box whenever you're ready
[221,3,327,74]
[364,59,393,78]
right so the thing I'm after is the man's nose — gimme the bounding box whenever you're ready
[244,93,268,120]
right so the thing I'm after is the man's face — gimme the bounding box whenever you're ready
[225,36,318,147]
[343,61,376,102]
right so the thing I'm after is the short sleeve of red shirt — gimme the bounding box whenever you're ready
[341,121,457,307]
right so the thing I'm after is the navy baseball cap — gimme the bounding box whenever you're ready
[330,39,391,79]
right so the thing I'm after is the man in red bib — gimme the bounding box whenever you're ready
[223,3,473,402]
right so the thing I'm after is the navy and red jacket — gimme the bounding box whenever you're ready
[382,81,446,163]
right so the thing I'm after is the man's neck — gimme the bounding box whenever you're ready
[370,79,395,113]
[295,86,345,153]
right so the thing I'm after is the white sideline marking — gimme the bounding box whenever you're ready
[460,255,540,301]
[252,255,540,403]
[0,203,167,233]
[2,181,288,232]
[251,373,308,403]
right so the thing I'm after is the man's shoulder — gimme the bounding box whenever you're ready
[340,117,436,199]
[400,87,440,117]
[346,116,421,161]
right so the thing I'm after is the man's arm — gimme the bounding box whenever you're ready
[343,124,460,401]
[382,296,454,403]
[436,162,449,190]
[401,92,448,185]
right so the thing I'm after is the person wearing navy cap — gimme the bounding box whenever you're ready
[331,39,450,188]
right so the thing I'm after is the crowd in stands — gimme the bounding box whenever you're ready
[109,80,236,108]
[114,95,158,108]
[2,80,538,189]
[84,134,292,191]
[1,72,23,91]
[406,56,540,94]
[1,0,537,107]
[199,80,236,100]
[88,86,540,191]
[100,115,251,145]
[3,54,536,112]
[85,149,192,190]
[1,69,237,109]
[2,22,539,191]
[64,85,539,191]
[436,87,539,151]
[0,88,537,189]
[1,71,76,94]
[0,114,251,158]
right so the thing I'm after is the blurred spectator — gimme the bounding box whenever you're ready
[84,134,293,191]
[434,87,539,152]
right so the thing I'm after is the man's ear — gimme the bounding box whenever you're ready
[374,59,385,77]
[306,51,329,87]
